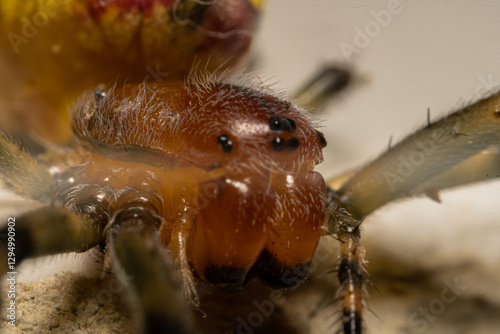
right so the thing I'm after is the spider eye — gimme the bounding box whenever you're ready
[288,137,300,150]
[217,134,233,153]
[269,116,285,132]
[94,90,107,100]
[271,137,286,151]
[282,117,296,131]
[316,130,327,148]
[269,116,297,133]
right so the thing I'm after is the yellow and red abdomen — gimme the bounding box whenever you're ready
[0,0,260,142]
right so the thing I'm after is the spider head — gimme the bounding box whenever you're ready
[177,84,327,174]
[72,81,327,292]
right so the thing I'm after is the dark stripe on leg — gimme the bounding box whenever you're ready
[108,202,191,334]
[327,187,366,334]
[0,206,103,275]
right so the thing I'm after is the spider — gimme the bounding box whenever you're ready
[0,0,500,329]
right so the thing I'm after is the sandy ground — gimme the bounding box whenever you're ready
[1,1,500,333]
[0,239,499,334]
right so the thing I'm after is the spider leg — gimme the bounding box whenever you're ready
[0,132,51,202]
[0,206,103,276]
[326,187,367,334]
[163,210,200,306]
[0,205,103,323]
[333,90,500,218]
[407,145,500,198]
[107,191,191,334]
[294,65,352,110]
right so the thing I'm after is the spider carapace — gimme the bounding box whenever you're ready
[70,81,327,292]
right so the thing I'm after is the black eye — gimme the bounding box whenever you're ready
[269,117,285,132]
[272,137,286,152]
[316,130,327,148]
[288,138,300,151]
[94,90,107,100]
[217,135,233,153]
[283,118,296,132]
[270,116,296,133]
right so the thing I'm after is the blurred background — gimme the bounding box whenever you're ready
[255,1,500,333]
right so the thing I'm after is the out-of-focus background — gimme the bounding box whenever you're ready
[1,1,499,333]
[256,1,500,333]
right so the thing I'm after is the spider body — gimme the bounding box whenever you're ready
[68,81,326,292]
[1,1,500,334]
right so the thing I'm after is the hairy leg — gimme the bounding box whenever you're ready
[108,191,191,334]
[0,206,103,276]
[326,187,367,334]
